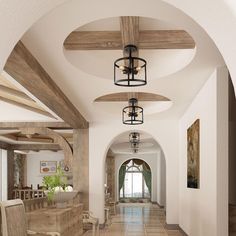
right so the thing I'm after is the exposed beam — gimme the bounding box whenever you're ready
[94,92,170,102]
[1,134,54,143]
[64,31,122,50]
[0,84,33,101]
[0,95,55,118]
[0,140,11,150]
[4,41,88,129]
[139,30,195,49]
[64,30,195,50]
[0,122,71,130]
[120,16,139,48]
[10,144,61,151]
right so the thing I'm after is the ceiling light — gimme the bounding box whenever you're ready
[122,98,144,125]
[114,45,147,87]
[129,132,140,144]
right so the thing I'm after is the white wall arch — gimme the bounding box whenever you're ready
[0,0,236,92]
[89,119,179,224]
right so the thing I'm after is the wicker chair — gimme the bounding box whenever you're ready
[0,199,60,236]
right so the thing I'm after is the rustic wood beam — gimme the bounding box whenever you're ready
[120,16,139,48]
[64,31,122,50]
[64,30,195,50]
[1,134,54,143]
[0,140,11,150]
[10,144,61,151]
[94,92,170,102]
[4,41,88,129]
[0,84,32,101]
[0,122,71,130]
[0,95,54,118]
[139,30,195,49]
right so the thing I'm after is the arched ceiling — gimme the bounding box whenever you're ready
[0,0,234,125]
[110,131,160,154]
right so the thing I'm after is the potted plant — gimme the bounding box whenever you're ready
[42,166,77,208]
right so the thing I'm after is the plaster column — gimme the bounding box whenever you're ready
[7,150,14,200]
[73,128,89,210]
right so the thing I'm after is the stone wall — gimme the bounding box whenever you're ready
[106,155,115,201]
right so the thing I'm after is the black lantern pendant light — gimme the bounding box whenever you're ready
[129,132,140,144]
[114,45,147,87]
[123,98,143,125]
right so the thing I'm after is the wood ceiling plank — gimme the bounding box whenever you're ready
[0,84,33,101]
[120,16,139,48]
[0,140,11,149]
[0,122,71,130]
[4,41,88,129]
[94,92,170,102]
[139,30,195,49]
[10,144,62,151]
[64,30,195,50]
[0,95,55,118]
[64,31,122,50]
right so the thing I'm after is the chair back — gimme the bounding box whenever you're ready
[0,199,27,236]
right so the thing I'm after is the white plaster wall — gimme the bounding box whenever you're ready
[89,120,179,224]
[0,149,8,201]
[179,66,228,236]
[114,153,158,203]
[26,151,64,189]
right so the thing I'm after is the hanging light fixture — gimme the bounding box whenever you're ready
[129,132,140,144]
[122,98,144,125]
[114,45,147,87]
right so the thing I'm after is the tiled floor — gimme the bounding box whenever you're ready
[83,203,182,236]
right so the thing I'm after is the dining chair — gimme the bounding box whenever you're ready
[0,199,60,236]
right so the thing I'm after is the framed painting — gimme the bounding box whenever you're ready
[59,160,72,173]
[40,161,57,174]
[187,119,200,189]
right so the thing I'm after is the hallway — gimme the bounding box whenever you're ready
[84,203,182,236]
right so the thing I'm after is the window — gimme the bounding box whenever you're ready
[119,159,151,199]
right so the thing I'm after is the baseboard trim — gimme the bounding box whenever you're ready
[164,223,180,230]
[165,223,188,235]
[179,226,188,236]
[156,202,165,208]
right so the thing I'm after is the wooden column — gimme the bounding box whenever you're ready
[7,150,14,200]
[73,129,89,210]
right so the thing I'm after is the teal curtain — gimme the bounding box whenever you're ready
[143,163,152,195]
[119,165,126,191]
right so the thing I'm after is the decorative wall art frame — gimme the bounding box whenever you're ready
[40,161,57,174]
[187,119,200,189]
[59,160,72,173]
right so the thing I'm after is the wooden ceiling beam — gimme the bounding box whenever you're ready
[4,41,88,129]
[0,84,33,101]
[0,96,55,118]
[120,16,139,48]
[0,122,71,130]
[10,144,62,151]
[0,140,11,150]
[94,92,170,102]
[64,30,195,50]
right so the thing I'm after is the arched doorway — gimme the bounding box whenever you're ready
[119,158,151,203]
[104,130,166,209]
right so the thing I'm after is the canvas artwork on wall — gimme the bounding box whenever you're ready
[40,161,57,173]
[187,119,200,189]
